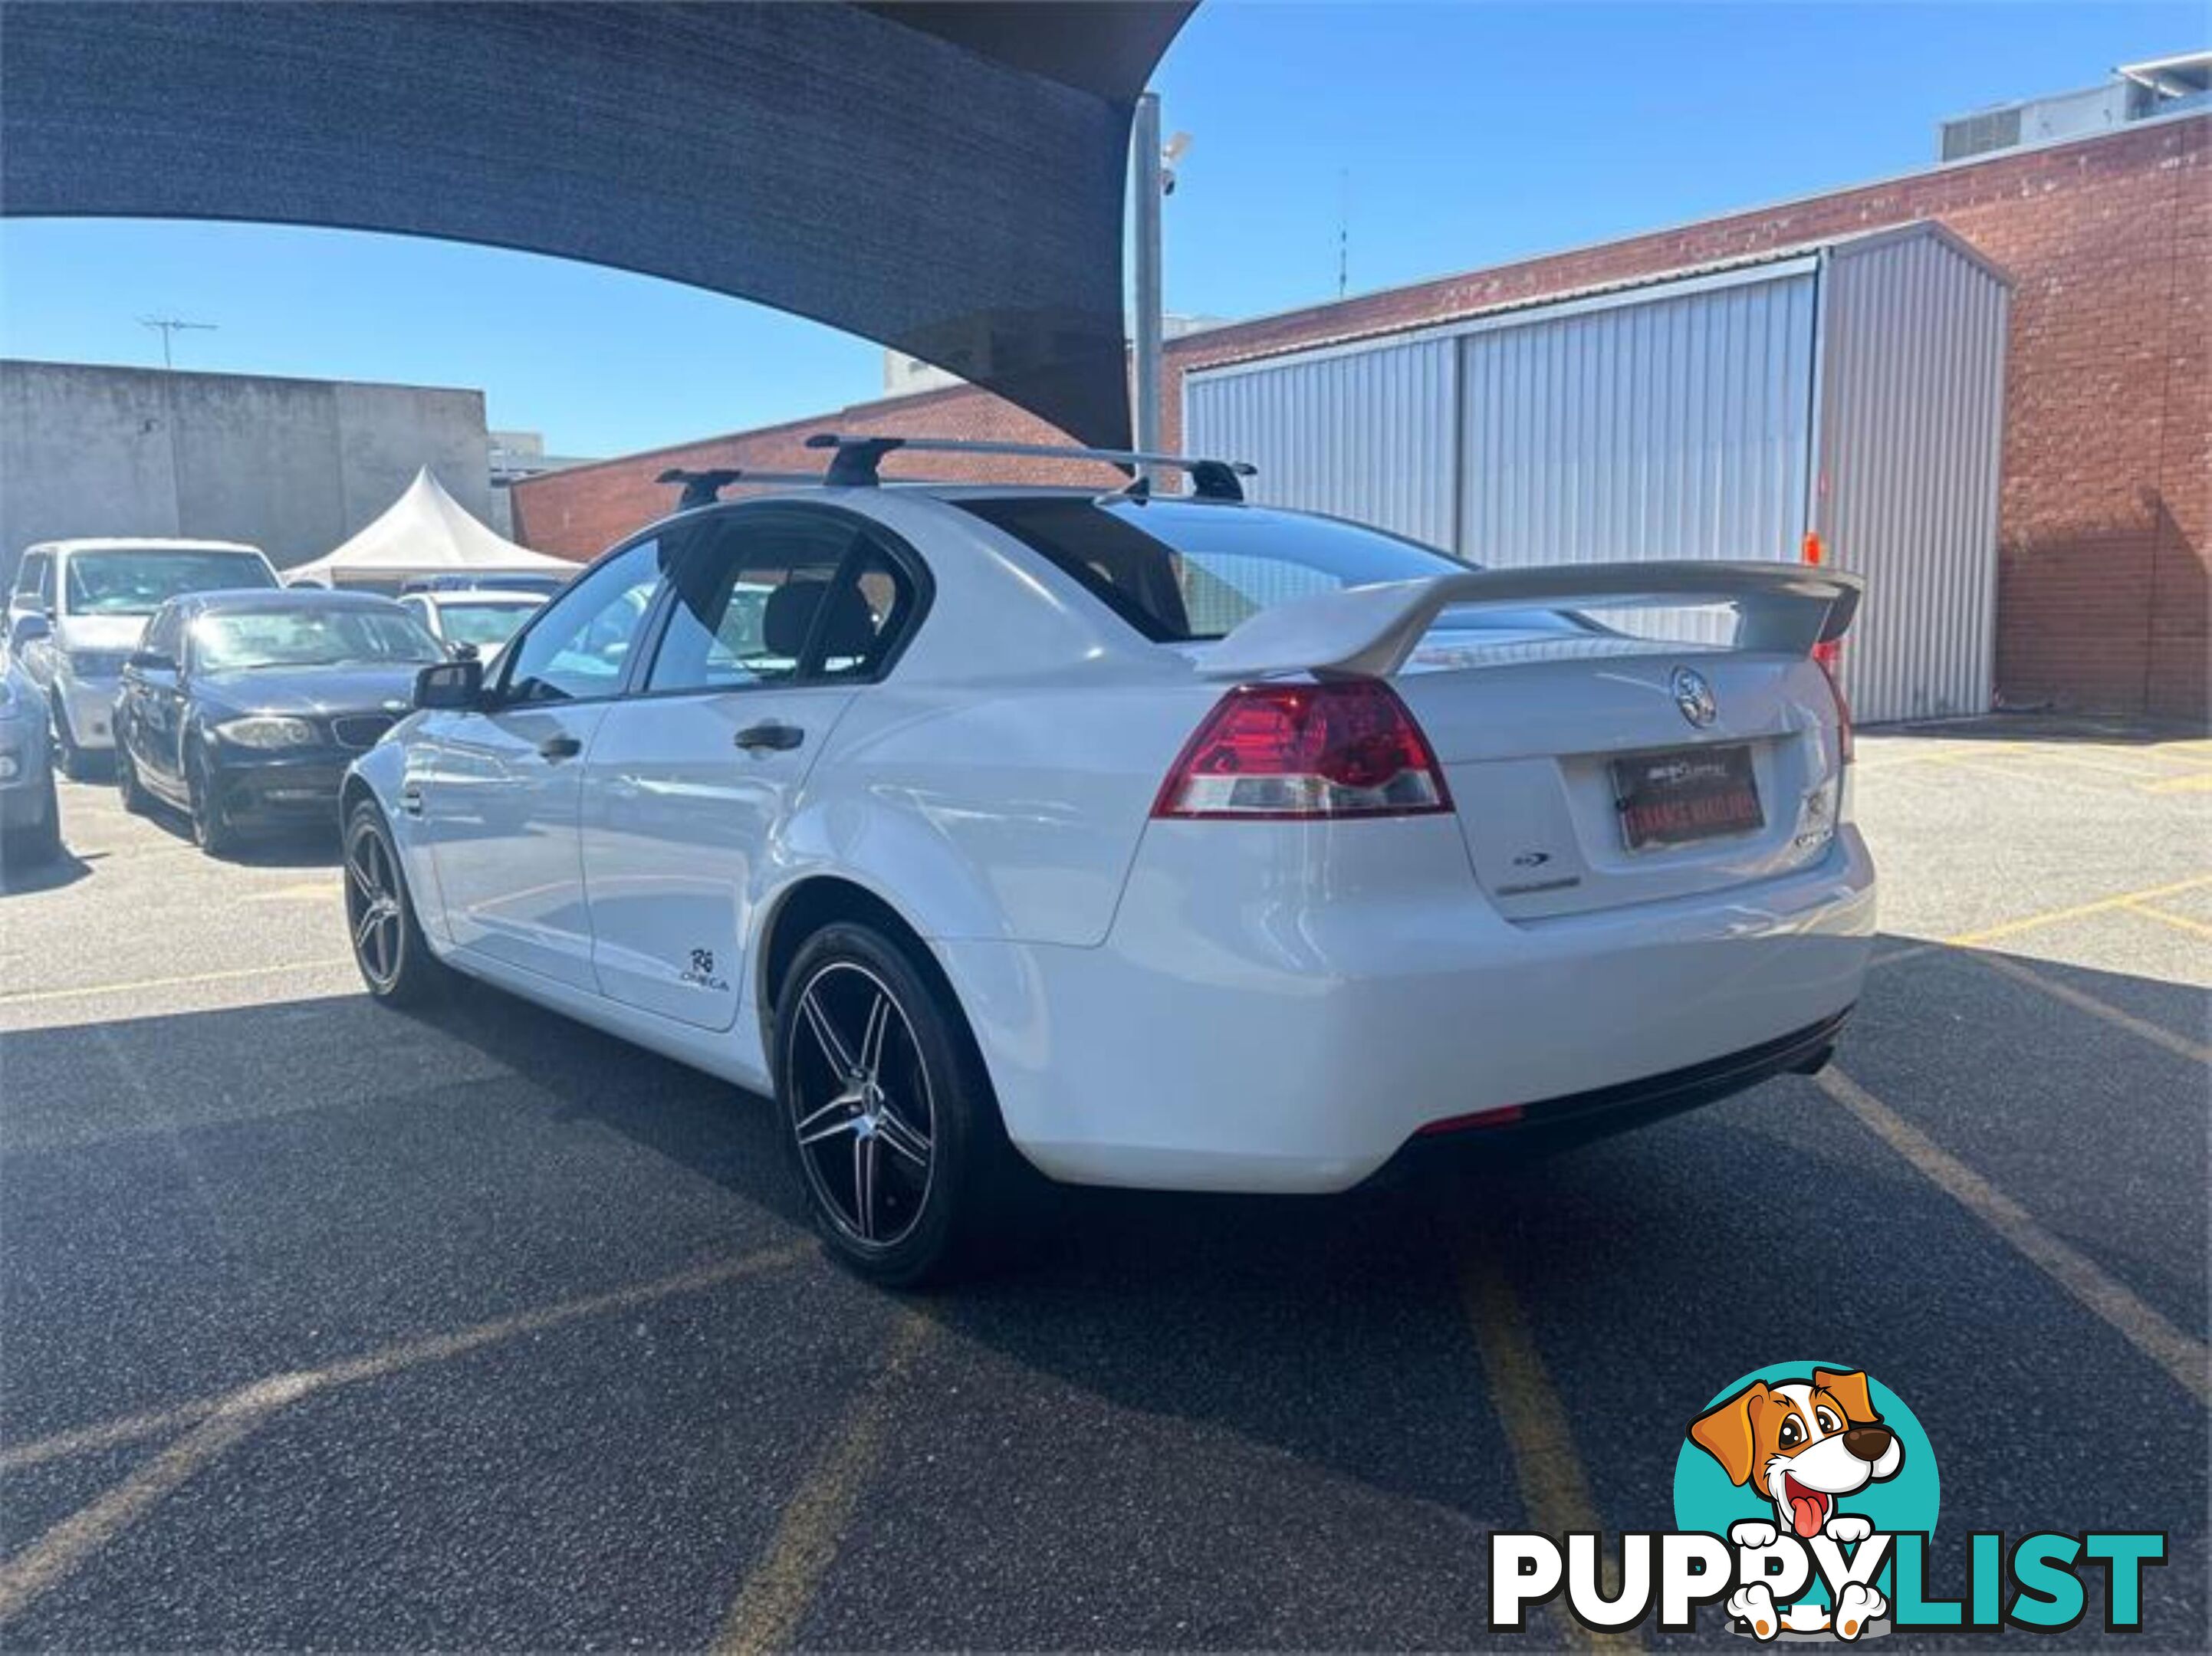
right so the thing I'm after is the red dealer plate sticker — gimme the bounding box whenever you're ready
[1611,745,1763,850]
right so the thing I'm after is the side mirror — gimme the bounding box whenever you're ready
[126,649,177,675]
[9,613,51,649]
[449,640,481,662]
[414,656,484,711]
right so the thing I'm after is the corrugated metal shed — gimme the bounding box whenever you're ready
[1184,222,2011,723]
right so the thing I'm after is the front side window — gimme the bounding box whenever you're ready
[140,605,186,663]
[62,550,274,617]
[499,537,666,702]
[646,513,915,694]
[14,554,53,605]
[191,608,444,673]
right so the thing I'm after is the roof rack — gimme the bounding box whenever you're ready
[803,433,1257,501]
[656,466,825,509]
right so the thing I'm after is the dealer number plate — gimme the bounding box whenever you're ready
[1611,744,1763,850]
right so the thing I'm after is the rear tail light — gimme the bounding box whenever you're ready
[1153,679,1454,820]
[1812,641,1852,766]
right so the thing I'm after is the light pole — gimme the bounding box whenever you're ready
[1132,91,1164,465]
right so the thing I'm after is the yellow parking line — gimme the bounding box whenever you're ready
[715,1309,934,1655]
[0,958,353,1007]
[2142,773,2212,794]
[2124,902,2212,940]
[1973,953,2212,1066]
[0,1385,299,1622]
[0,1243,809,1622]
[242,880,340,903]
[0,1244,810,1472]
[1941,874,2212,948]
[1457,1247,1641,1651]
[1817,1068,2209,1408]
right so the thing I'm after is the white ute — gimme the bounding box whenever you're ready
[341,435,1874,1283]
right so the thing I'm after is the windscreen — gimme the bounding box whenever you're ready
[435,600,540,650]
[64,550,274,616]
[956,498,1586,642]
[194,609,444,673]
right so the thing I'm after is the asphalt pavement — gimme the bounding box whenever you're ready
[1,715,2205,1651]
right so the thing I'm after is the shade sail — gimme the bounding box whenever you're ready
[287,468,577,585]
[1,2,1196,450]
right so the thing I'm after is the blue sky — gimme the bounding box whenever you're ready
[1,2,2197,458]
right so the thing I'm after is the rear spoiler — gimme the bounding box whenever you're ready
[1195,560,1863,682]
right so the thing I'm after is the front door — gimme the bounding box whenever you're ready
[421,537,668,991]
[581,507,923,1030]
[120,603,190,795]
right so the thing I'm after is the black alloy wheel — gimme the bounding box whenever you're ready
[343,800,450,1005]
[775,922,1023,1285]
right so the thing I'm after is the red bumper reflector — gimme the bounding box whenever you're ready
[1417,1103,1527,1136]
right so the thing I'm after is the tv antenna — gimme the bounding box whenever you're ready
[139,314,217,370]
[1336,169,1350,299]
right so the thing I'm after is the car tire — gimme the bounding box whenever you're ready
[49,696,94,781]
[186,744,238,857]
[775,921,1022,1286]
[0,771,62,870]
[343,798,453,1007]
[115,741,151,816]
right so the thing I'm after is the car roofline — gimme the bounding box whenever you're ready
[31,537,269,557]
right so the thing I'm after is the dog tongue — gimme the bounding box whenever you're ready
[1790,1494,1825,1538]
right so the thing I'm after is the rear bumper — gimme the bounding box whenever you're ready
[941,820,1875,1194]
[1382,1004,1851,1171]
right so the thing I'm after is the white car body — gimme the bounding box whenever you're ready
[8,537,279,758]
[347,485,1873,1201]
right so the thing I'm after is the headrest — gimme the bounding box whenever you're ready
[762,579,878,660]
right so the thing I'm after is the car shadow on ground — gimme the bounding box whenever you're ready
[0,843,92,896]
[127,798,346,868]
[4,933,2204,1646]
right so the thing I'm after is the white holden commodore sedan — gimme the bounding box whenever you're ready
[341,435,1874,1283]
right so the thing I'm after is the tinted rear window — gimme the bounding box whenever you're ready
[958,498,1557,642]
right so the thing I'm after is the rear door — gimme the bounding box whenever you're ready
[418,537,668,990]
[580,506,925,1030]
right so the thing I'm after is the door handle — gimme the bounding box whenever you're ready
[735,721,804,753]
[538,734,583,761]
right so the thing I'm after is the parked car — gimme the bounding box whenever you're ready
[399,572,570,597]
[8,537,281,777]
[396,588,547,662]
[115,588,444,854]
[0,643,61,867]
[338,444,1872,1284]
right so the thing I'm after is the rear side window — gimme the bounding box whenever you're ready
[956,498,1471,642]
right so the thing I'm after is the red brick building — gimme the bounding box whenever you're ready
[513,113,2208,720]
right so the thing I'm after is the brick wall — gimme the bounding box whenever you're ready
[513,113,2209,720]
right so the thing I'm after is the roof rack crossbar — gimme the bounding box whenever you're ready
[803,432,1256,501]
[656,466,829,508]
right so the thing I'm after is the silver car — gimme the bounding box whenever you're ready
[0,643,60,866]
[8,537,280,777]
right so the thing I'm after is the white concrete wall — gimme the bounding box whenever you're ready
[1,360,488,578]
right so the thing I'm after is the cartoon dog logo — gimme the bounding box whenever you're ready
[1688,1368,1904,1641]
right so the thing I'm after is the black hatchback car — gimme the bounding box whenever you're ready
[114,589,445,853]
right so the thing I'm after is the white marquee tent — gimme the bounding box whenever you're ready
[285,467,577,590]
